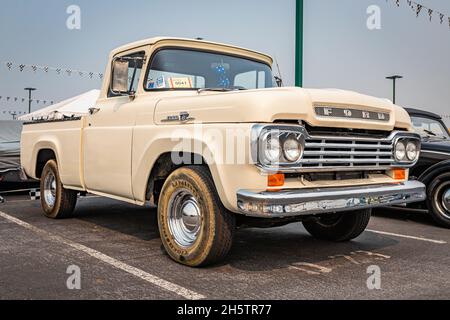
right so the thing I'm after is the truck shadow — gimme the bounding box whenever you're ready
[73,197,399,272]
[74,197,160,241]
[372,207,437,228]
[220,227,398,272]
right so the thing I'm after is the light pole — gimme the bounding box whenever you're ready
[386,75,403,104]
[24,87,36,114]
[295,0,304,87]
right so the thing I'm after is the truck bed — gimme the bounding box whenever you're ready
[21,118,85,189]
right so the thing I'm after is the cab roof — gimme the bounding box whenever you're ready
[405,107,442,120]
[109,37,273,65]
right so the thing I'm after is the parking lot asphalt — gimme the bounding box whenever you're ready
[0,195,449,300]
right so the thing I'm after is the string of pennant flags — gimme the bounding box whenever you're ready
[0,95,54,106]
[2,110,29,116]
[2,61,104,80]
[387,0,450,29]
[1,61,139,82]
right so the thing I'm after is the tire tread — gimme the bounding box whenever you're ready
[303,209,371,242]
[40,160,77,219]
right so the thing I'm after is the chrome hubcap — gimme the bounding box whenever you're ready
[442,189,450,213]
[167,190,202,248]
[44,171,56,208]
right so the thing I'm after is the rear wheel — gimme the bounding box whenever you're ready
[40,160,77,219]
[302,209,371,242]
[158,166,235,267]
[427,173,450,228]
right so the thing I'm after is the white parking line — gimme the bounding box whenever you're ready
[366,229,447,244]
[0,210,205,300]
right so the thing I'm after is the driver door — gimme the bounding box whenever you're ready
[83,50,146,200]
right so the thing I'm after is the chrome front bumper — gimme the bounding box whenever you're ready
[237,181,426,218]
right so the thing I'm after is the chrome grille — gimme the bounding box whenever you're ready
[300,136,394,170]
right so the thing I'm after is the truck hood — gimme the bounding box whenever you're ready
[154,87,412,131]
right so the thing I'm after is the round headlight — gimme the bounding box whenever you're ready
[283,138,302,162]
[395,141,406,161]
[406,141,418,161]
[264,137,281,163]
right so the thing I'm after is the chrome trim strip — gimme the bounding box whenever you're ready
[304,143,393,150]
[421,150,450,156]
[236,181,426,218]
[300,158,394,164]
[303,150,393,156]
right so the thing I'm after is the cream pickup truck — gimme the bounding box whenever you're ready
[21,37,426,267]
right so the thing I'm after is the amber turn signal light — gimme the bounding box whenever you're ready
[392,169,406,180]
[268,173,285,187]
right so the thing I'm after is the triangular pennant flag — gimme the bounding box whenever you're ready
[416,4,423,17]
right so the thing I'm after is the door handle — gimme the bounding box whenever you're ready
[88,107,100,115]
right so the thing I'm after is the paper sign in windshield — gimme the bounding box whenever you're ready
[169,77,193,89]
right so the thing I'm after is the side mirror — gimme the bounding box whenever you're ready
[111,59,129,94]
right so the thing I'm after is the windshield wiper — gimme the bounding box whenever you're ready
[423,129,437,137]
[197,86,247,93]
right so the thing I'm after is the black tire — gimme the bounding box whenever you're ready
[40,160,77,219]
[302,209,371,242]
[158,166,235,267]
[427,173,450,228]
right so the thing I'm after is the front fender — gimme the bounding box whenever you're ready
[418,159,450,185]
[131,123,265,211]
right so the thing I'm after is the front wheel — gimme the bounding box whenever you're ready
[157,166,235,267]
[302,209,371,242]
[40,160,77,219]
[427,173,450,228]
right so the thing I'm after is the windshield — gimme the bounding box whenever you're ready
[411,116,450,139]
[145,49,275,91]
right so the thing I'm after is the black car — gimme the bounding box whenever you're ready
[406,108,450,228]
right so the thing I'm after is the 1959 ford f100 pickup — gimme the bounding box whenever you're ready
[21,37,426,266]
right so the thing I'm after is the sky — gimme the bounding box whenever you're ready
[0,0,449,124]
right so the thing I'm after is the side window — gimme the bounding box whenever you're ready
[108,51,145,97]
